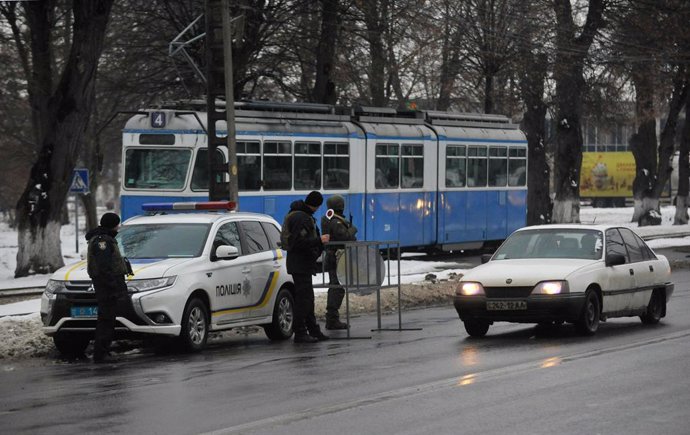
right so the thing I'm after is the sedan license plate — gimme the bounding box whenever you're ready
[70,306,98,318]
[486,300,527,311]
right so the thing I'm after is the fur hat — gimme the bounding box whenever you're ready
[305,191,323,207]
[100,212,121,229]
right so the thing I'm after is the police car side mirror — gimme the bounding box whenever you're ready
[215,245,239,261]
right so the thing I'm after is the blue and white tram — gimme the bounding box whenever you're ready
[120,101,527,251]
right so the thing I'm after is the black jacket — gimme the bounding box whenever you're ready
[85,227,129,282]
[285,200,323,275]
[321,212,357,271]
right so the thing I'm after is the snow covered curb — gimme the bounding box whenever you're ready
[0,277,461,361]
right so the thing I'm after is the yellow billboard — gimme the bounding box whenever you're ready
[580,152,635,198]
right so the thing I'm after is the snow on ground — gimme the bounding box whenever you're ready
[2,205,690,359]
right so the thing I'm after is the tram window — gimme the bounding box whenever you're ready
[238,141,261,191]
[124,148,191,190]
[263,141,292,190]
[401,144,423,188]
[466,146,487,187]
[191,149,226,191]
[446,145,466,187]
[375,144,399,189]
[508,147,527,186]
[294,142,321,190]
[488,147,508,187]
[324,142,349,189]
[139,134,175,145]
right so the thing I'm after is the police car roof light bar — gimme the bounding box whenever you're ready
[142,201,237,213]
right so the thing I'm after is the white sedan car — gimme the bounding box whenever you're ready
[41,202,295,356]
[454,224,674,337]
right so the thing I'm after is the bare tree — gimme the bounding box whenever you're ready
[3,1,114,277]
[516,0,552,225]
[551,0,606,223]
[674,93,690,224]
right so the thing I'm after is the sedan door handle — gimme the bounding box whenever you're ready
[241,267,251,274]
[649,265,654,272]
[629,268,634,275]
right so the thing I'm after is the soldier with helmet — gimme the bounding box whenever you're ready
[321,195,358,330]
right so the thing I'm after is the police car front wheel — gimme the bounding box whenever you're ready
[179,297,209,352]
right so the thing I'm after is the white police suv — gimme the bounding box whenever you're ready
[41,201,295,356]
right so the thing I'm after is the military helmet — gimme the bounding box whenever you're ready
[326,194,345,212]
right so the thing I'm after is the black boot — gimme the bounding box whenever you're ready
[294,333,318,343]
[308,326,330,341]
[326,319,349,330]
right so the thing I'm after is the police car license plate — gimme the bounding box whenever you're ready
[71,306,98,317]
[486,300,527,311]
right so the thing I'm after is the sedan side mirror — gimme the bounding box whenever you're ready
[215,245,239,261]
[605,253,626,267]
[481,254,492,264]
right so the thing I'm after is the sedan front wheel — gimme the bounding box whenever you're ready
[463,319,490,337]
[575,290,600,336]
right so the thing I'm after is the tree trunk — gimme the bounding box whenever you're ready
[521,52,550,226]
[14,0,114,277]
[361,1,387,106]
[551,0,605,224]
[484,73,494,114]
[312,0,340,105]
[673,83,690,224]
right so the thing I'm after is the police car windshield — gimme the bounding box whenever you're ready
[117,224,211,259]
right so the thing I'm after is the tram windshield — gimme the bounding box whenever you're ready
[124,149,191,189]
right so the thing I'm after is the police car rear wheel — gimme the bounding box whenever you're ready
[53,333,90,357]
[264,288,294,341]
[180,298,209,352]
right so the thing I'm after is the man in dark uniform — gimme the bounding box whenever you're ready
[86,212,131,363]
[284,191,330,343]
[321,195,357,330]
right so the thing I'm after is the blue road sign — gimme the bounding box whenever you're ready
[69,168,89,194]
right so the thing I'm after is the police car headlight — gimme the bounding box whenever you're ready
[127,276,176,293]
[44,279,65,296]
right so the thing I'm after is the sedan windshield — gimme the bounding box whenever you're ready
[117,224,210,259]
[493,229,603,260]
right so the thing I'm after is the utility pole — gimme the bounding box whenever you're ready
[204,0,243,204]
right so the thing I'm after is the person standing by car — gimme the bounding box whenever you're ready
[321,195,358,330]
[283,191,330,343]
[86,212,132,363]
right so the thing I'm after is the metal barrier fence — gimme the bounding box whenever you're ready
[315,240,422,339]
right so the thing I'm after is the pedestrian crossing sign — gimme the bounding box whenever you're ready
[69,168,89,194]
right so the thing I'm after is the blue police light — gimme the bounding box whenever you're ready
[142,201,237,212]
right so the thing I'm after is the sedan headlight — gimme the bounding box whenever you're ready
[127,276,176,293]
[532,281,569,295]
[457,281,485,296]
[44,279,66,296]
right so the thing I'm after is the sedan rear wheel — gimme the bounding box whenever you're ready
[575,290,600,336]
[640,291,664,325]
[463,319,490,337]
